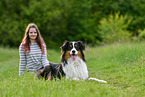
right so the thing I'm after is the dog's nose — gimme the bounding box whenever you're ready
[72,50,75,54]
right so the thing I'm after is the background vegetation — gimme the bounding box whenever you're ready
[0,0,145,48]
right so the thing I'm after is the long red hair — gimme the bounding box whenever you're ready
[19,23,46,55]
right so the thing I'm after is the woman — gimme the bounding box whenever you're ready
[19,23,49,76]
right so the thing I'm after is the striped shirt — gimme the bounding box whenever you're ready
[19,43,49,75]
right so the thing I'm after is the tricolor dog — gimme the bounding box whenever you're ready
[34,41,107,83]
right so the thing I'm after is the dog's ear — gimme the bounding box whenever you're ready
[60,41,69,52]
[78,41,85,50]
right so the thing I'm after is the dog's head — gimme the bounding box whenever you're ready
[61,41,85,62]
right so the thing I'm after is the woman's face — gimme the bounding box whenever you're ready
[28,28,37,40]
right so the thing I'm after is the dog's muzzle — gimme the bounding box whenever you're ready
[70,50,78,61]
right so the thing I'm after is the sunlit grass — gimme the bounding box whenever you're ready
[0,42,145,97]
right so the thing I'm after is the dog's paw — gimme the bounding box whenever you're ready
[73,78,80,80]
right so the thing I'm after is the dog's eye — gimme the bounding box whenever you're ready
[70,45,72,48]
[75,45,77,47]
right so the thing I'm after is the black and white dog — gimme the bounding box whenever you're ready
[34,41,107,83]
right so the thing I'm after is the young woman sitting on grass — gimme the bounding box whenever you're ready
[19,23,50,76]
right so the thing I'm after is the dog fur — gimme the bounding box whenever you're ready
[34,41,107,83]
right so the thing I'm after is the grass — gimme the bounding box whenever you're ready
[0,42,145,97]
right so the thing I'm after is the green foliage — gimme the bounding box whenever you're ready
[98,12,131,44]
[0,0,145,48]
[114,0,145,34]
[0,42,145,96]
[0,0,100,48]
[138,29,145,41]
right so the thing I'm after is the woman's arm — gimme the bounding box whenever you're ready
[19,44,26,76]
[41,43,49,67]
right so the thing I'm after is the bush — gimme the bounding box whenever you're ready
[98,12,132,44]
[138,29,145,41]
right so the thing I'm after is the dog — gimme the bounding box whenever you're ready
[34,41,107,83]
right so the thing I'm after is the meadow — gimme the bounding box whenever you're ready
[0,42,144,97]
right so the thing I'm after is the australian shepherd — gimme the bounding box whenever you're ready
[34,41,107,83]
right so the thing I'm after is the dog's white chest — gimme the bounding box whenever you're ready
[63,57,89,80]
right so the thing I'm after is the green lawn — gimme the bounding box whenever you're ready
[0,42,145,97]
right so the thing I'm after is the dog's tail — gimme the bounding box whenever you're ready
[88,77,107,83]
